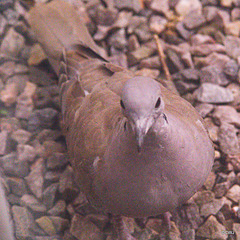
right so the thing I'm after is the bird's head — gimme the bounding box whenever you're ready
[120,76,165,152]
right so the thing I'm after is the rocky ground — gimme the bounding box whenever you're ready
[0,0,240,239]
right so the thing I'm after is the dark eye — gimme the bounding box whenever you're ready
[120,100,125,109]
[155,97,161,108]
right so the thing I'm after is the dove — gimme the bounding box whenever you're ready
[28,1,214,239]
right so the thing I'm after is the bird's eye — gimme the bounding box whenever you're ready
[120,100,125,109]
[155,97,161,108]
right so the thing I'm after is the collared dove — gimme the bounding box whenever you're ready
[28,1,214,239]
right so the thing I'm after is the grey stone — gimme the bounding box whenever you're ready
[195,103,214,118]
[190,43,226,56]
[59,166,79,201]
[200,197,225,217]
[200,66,229,86]
[108,29,127,50]
[17,144,37,163]
[47,200,67,217]
[149,15,167,34]
[183,10,206,30]
[7,177,27,196]
[214,181,231,198]
[213,105,240,128]
[49,216,69,233]
[11,129,31,145]
[226,184,240,203]
[196,215,227,239]
[20,194,47,213]
[113,0,142,12]
[0,152,29,178]
[12,206,37,240]
[218,123,240,155]
[223,59,239,80]
[43,183,59,210]
[36,216,56,236]
[194,83,234,103]
[176,21,193,40]
[224,35,240,60]
[70,214,104,240]
[25,158,45,199]
[0,28,25,58]
[28,108,58,132]
[47,153,68,170]
[175,0,202,16]
[150,0,170,15]
[0,130,13,155]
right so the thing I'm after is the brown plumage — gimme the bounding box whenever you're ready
[28,1,214,238]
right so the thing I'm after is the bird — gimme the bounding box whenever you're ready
[28,1,214,239]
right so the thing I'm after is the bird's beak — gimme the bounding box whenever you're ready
[131,117,152,152]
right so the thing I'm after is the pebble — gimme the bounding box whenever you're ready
[175,0,202,16]
[149,0,170,15]
[46,152,68,170]
[196,215,227,240]
[70,214,105,240]
[195,103,214,118]
[226,184,240,203]
[25,158,45,199]
[183,10,206,30]
[149,15,167,34]
[43,183,59,210]
[218,123,240,155]
[17,144,37,163]
[7,177,27,197]
[223,59,239,80]
[0,28,25,58]
[200,197,225,217]
[20,194,47,213]
[36,216,57,235]
[47,200,67,217]
[11,129,31,144]
[213,105,240,128]
[0,130,12,155]
[0,152,29,178]
[194,83,234,103]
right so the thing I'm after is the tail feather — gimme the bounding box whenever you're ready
[28,0,105,73]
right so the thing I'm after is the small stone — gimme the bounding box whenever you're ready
[113,0,143,12]
[233,223,240,239]
[190,34,215,45]
[59,166,79,201]
[15,81,37,120]
[200,197,225,217]
[192,190,215,206]
[225,21,240,36]
[231,8,240,21]
[44,170,61,183]
[43,140,65,158]
[196,215,227,240]
[204,171,217,190]
[150,0,170,15]
[17,144,37,163]
[87,214,109,231]
[176,21,193,40]
[0,152,29,177]
[0,14,7,35]
[227,154,240,172]
[49,216,69,233]
[175,0,202,16]
[183,10,206,30]
[12,206,37,240]
[224,35,240,60]
[0,130,13,155]
[127,46,155,66]
[139,56,161,69]
[28,108,58,132]
[20,194,47,213]
[108,29,127,50]
[214,181,231,198]
[213,105,240,128]
[95,6,118,26]
[190,44,226,56]
[194,83,234,103]
[48,200,66,217]
[223,59,239,80]
[194,52,231,69]
[43,183,59,210]
[220,0,234,7]
[114,11,133,29]
[195,103,214,118]
[175,80,198,95]
[226,184,240,203]
[135,68,160,79]
[3,8,19,25]
[70,214,104,240]
[25,158,45,199]
[36,216,56,236]
[149,15,167,34]
[166,49,185,72]
[1,82,19,106]
[0,28,25,58]
[218,123,240,155]
[11,129,31,145]
[108,53,128,69]
[47,153,68,170]
[0,0,13,11]
[7,177,27,197]
[227,83,240,107]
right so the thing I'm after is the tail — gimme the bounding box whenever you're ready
[28,0,106,73]
[0,178,15,240]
